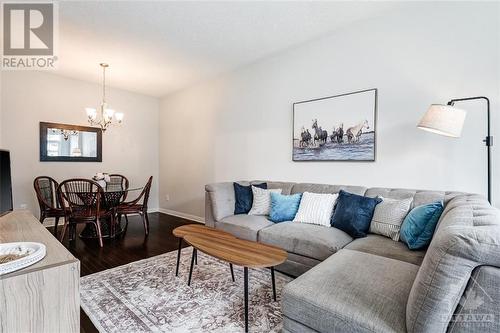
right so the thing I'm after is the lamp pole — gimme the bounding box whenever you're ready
[447,96,492,203]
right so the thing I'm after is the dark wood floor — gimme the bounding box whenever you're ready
[49,212,196,333]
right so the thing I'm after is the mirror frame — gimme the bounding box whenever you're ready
[39,122,102,162]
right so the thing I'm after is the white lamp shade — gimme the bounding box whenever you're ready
[85,107,97,120]
[417,104,467,138]
[104,108,115,120]
[115,112,124,123]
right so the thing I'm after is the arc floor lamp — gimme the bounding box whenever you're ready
[417,96,492,203]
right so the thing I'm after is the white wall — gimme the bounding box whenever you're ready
[159,2,500,219]
[1,71,159,219]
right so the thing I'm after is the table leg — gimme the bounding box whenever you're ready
[244,267,249,333]
[195,249,198,265]
[188,248,197,286]
[271,266,276,301]
[230,263,235,282]
[175,238,182,277]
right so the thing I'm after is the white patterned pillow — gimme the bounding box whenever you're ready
[248,186,282,216]
[369,197,413,241]
[293,192,338,227]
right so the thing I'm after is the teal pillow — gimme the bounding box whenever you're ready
[400,201,444,250]
[269,193,302,223]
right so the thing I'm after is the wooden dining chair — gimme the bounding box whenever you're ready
[115,176,153,236]
[33,176,65,237]
[107,174,129,200]
[58,179,112,247]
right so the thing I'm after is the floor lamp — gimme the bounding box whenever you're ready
[417,96,492,203]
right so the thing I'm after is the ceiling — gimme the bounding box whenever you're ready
[57,1,408,97]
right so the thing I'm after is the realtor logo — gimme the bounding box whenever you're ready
[1,2,58,69]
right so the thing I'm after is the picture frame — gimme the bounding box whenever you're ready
[292,88,377,161]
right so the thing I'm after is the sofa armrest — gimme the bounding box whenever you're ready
[205,191,216,228]
[205,182,238,222]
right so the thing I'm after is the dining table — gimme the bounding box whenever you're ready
[77,186,143,239]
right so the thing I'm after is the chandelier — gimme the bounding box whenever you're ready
[52,128,78,141]
[85,63,123,131]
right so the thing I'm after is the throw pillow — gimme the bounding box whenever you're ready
[369,197,413,241]
[293,192,338,227]
[400,201,444,250]
[331,190,382,238]
[233,182,267,214]
[269,192,303,223]
[248,186,282,216]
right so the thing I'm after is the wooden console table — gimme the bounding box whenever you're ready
[0,210,80,333]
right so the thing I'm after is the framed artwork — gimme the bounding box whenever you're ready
[293,88,377,161]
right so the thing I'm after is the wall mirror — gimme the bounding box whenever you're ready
[39,122,102,162]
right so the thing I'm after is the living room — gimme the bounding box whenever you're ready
[0,1,499,333]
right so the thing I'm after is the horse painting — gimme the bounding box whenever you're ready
[312,119,328,146]
[293,88,376,161]
[330,123,344,144]
[346,120,369,144]
[299,127,312,147]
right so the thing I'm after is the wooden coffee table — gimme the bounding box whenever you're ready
[183,233,287,333]
[172,224,235,277]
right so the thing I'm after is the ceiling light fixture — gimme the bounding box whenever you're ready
[85,63,124,132]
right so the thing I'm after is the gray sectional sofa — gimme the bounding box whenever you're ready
[205,181,500,333]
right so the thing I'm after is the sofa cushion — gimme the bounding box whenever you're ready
[258,221,352,260]
[345,234,426,265]
[248,186,282,216]
[282,249,419,333]
[233,182,267,214]
[331,190,382,238]
[206,182,237,221]
[293,192,338,227]
[217,214,273,241]
[269,192,302,223]
[370,197,413,241]
[400,201,444,250]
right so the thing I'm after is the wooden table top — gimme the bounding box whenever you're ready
[183,234,287,268]
[172,224,235,239]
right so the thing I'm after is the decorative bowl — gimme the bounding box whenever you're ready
[0,242,46,276]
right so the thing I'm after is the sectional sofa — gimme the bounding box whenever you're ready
[205,181,500,333]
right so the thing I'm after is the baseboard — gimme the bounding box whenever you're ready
[41,208,161,228]
[158,208,205,224]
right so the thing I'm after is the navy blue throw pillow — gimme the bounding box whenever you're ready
[331,190,382,238]
[233,182,267,214]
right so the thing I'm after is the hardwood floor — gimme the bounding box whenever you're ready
[49,212,197,333]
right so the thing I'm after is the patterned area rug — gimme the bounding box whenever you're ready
[81,247,293,332]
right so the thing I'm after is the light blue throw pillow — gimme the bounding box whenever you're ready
[400,201,444,250]
[269,192,302,223]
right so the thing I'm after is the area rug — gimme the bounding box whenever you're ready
[81,247,293,332]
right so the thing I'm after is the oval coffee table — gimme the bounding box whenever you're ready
[183,233,287,333]
[172,224,235,277]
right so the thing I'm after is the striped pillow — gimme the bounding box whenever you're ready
[293,192,338,227]
[369,197,413,241]
[248,186,282,216]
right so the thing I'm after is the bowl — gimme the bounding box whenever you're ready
[0,242,46,276]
